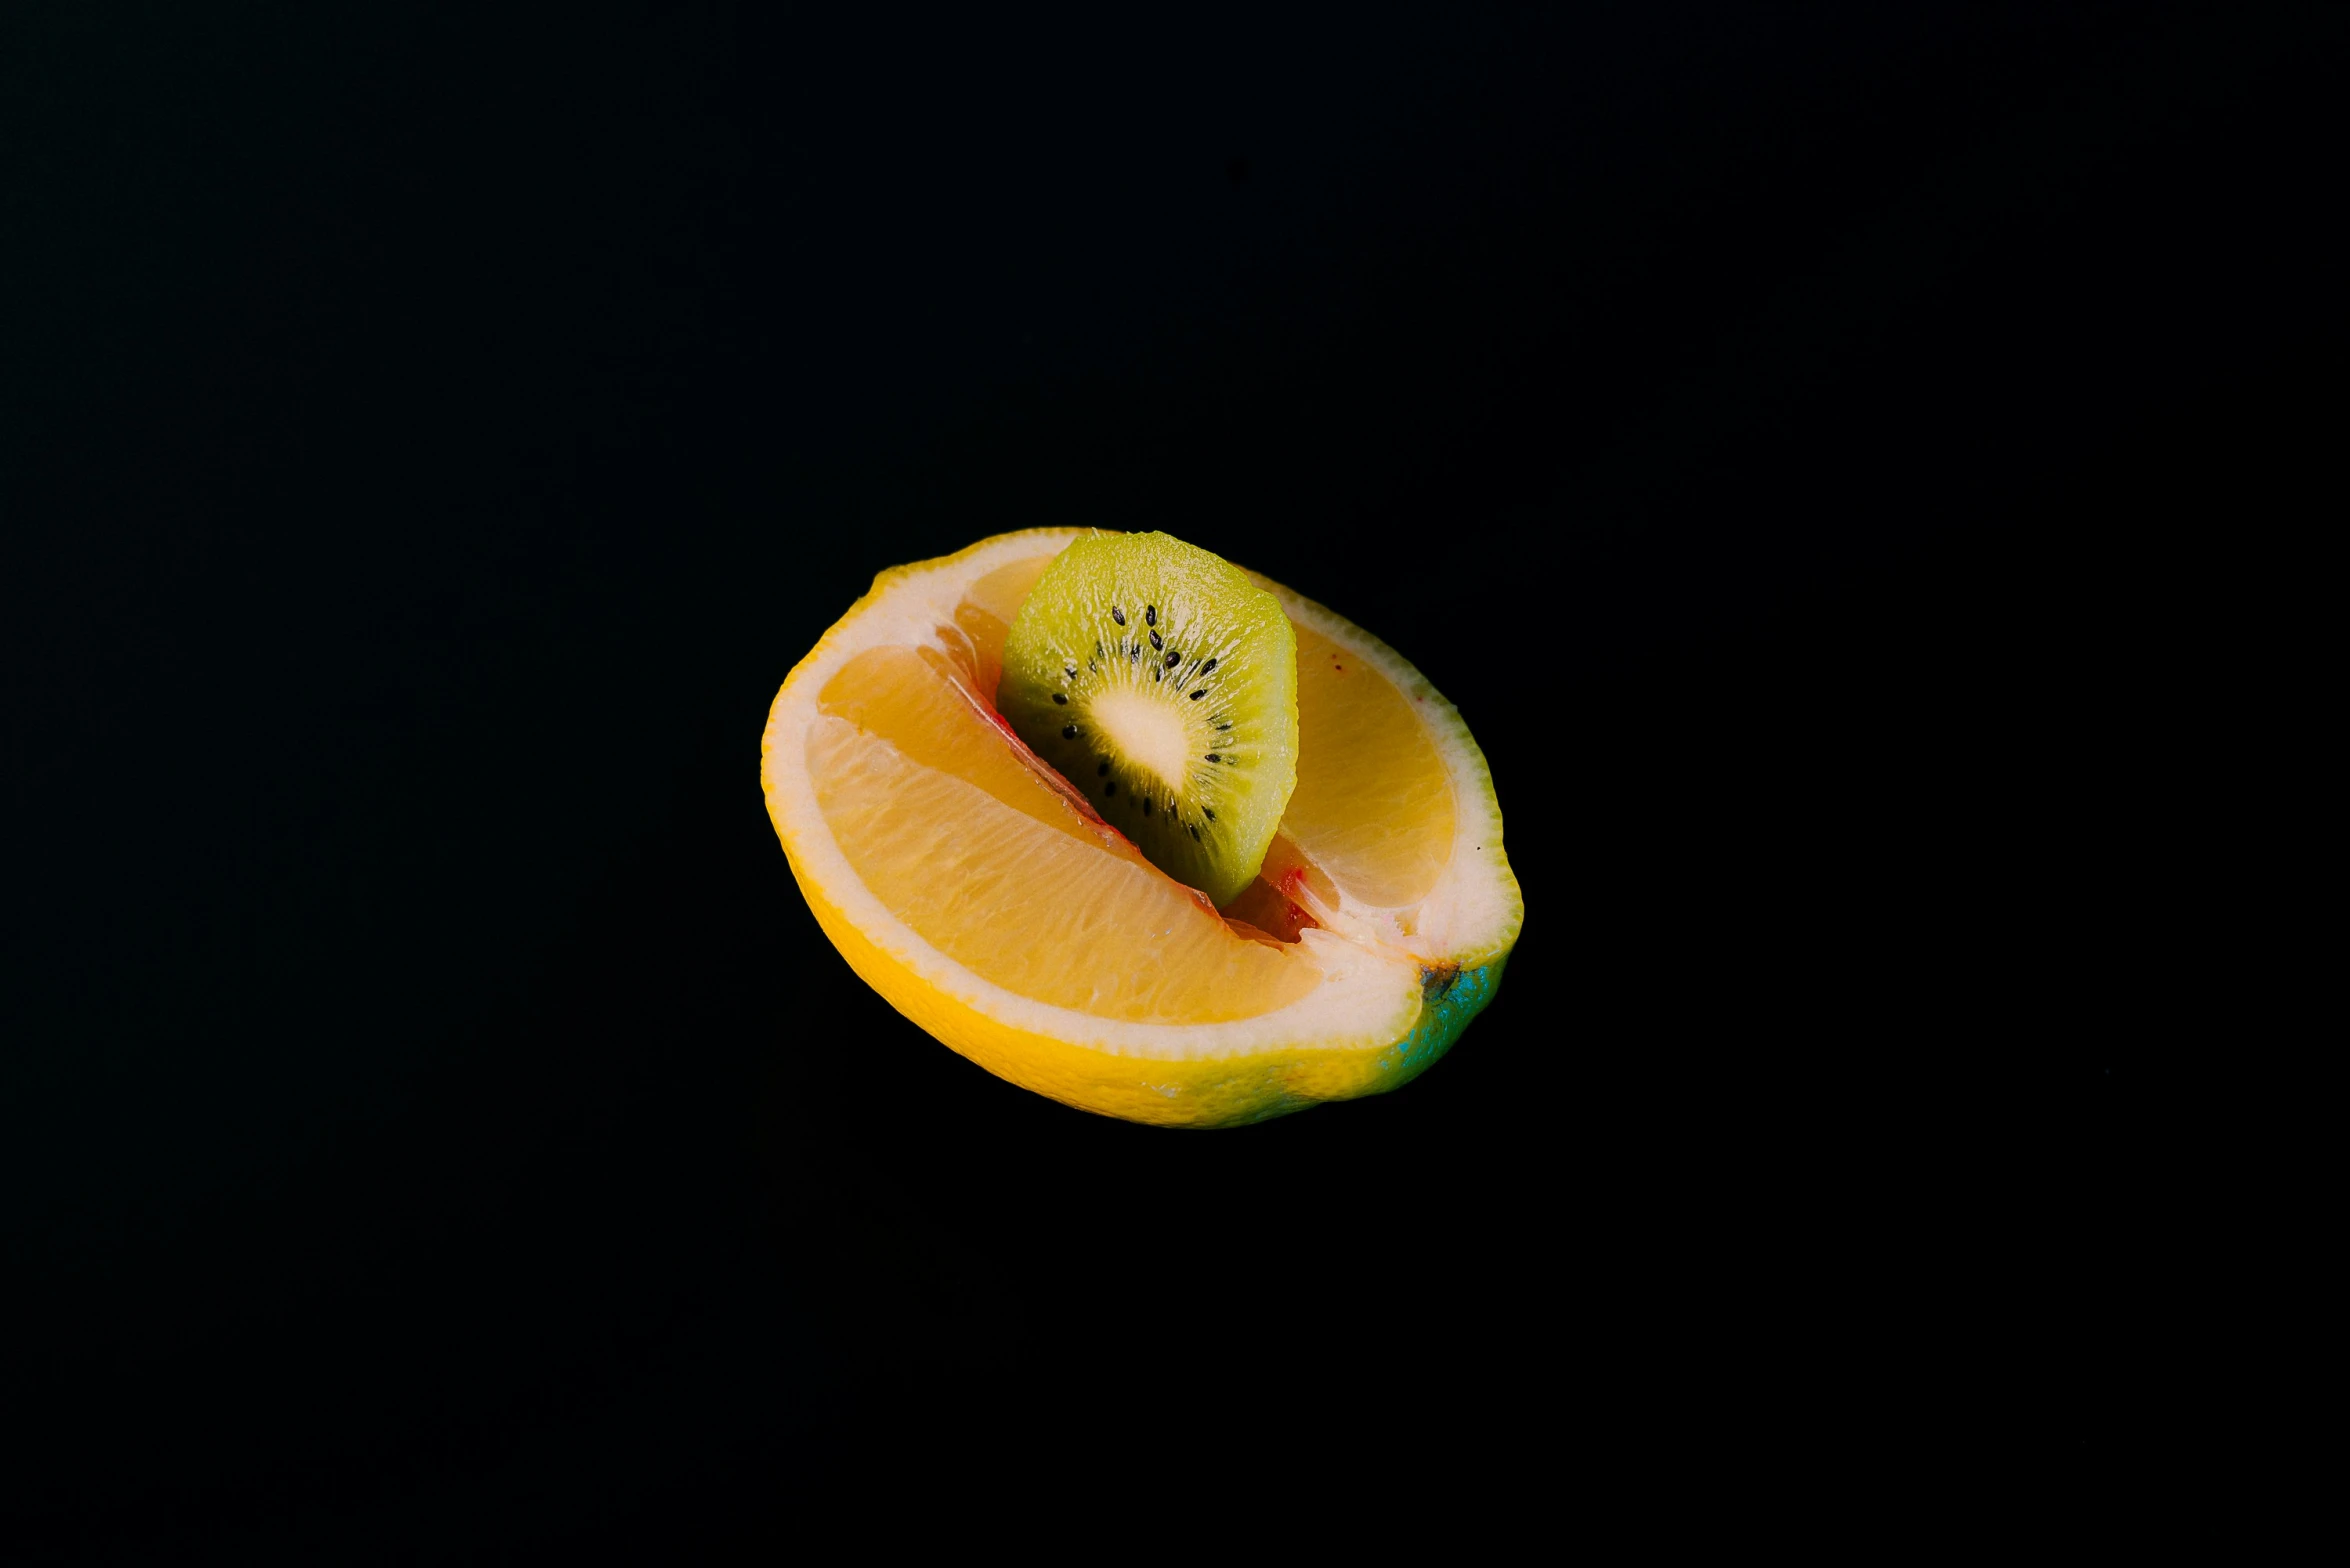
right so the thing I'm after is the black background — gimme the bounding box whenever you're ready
[5,1,2334,1556]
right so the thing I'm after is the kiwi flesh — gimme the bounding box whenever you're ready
[999,532,1298,909]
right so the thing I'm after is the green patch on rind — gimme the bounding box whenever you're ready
[1217,951,1507,1127]
[1376,953,1507,1090]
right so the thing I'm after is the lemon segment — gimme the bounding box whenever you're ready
[1284,619,1457,909]
[1248,573,1522,969]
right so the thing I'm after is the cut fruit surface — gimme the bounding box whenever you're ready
[998,531,1299,908]
[761,529,1523,1127]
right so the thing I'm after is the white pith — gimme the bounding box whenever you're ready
[762,529,1521,1061]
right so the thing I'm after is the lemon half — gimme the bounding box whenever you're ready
[761,529,1522,1127]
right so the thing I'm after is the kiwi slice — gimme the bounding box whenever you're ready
[999,532,1298,908]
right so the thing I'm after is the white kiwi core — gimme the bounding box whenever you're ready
[1087,687,1193,793]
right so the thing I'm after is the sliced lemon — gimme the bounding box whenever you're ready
[760,529,1523,1127]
